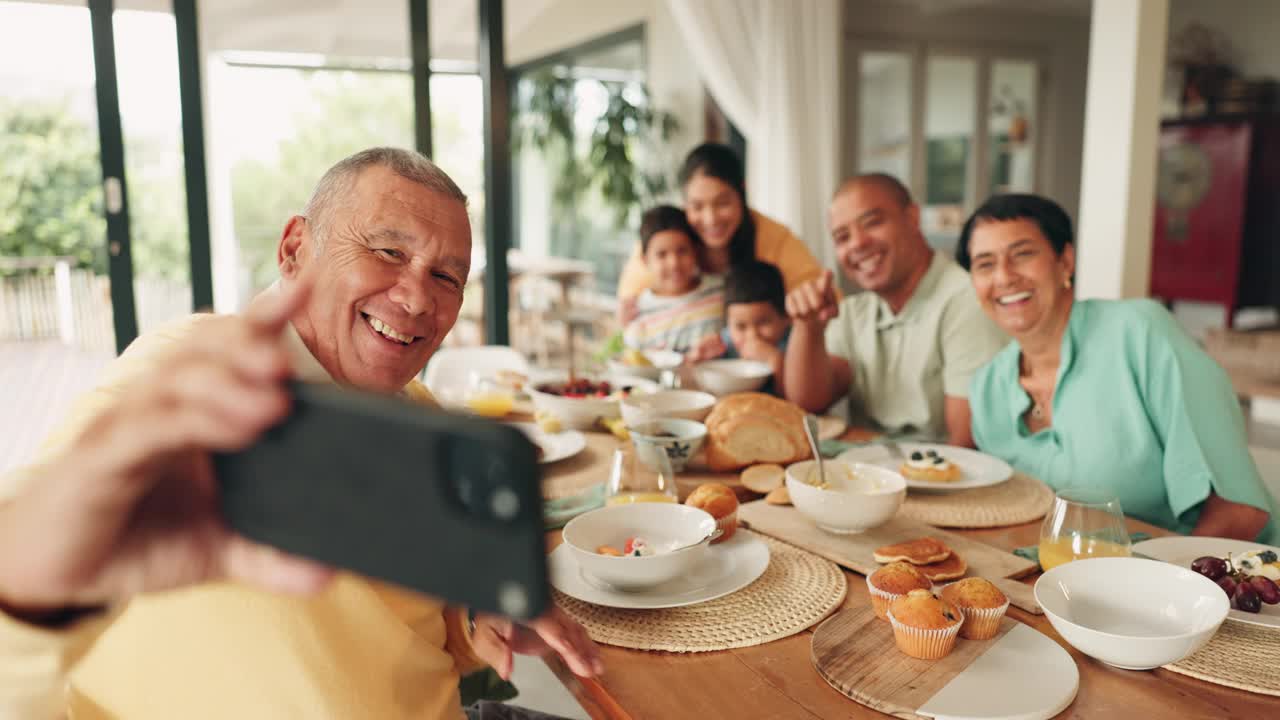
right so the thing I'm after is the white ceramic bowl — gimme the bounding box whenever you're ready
[693,359,772,396]
[1034,557,1230,670]
[526,374,659,430]
[784,459,906,534]
[607,349,684,381]
[630,419,708,473]
[620,389,717,427]
[562,503,717,590]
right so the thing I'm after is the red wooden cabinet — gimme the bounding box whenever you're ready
[1151,117,1280,325]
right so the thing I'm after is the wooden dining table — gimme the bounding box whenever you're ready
[536,428,1278,720]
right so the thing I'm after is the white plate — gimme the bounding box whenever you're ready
[1132,536,1280,628]
[549,532,770,609]
[916,623,1078,720]
[509,422,586,465]
[836,442,1013,492]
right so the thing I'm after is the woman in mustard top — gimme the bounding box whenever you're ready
[616,143,824,316]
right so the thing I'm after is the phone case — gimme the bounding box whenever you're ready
[214,381,547,619]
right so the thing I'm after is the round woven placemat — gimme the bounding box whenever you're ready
[1164,620,1280,696]
[554,532,847,652]
[898,472,1054,528]
[540,432,622,500]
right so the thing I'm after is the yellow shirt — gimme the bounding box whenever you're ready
[0,313,484,719]
[616,209,826,300]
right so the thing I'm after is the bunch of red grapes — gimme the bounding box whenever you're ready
[1190,556,1280,613]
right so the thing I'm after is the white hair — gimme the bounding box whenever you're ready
[302,147,468,250]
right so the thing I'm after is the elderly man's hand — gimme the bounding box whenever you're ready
[472,607,604,681]
[0,277,334,620]
[785,270,840,327]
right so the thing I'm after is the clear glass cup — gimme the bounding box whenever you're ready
[1038,487,1132,571]
[464,370,515,418]
[605,446,678,506]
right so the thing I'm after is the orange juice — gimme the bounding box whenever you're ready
[1039,536,1131,571]
[606,492,678,506]
[466,392,514,418]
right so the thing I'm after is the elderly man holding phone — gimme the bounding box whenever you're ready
[0,148,600,719]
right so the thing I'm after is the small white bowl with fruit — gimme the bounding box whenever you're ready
[562,503,718,590]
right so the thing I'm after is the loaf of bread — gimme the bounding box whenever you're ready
[703,393,810,472]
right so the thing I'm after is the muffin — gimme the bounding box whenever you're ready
[685,483,739,543]
[887,589,964,660]
[939,577,1010,640]
[867,562,933,621]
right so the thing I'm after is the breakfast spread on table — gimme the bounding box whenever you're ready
[900,449,961,482]
[528,380,1266,712]
[1190,551,1280,612]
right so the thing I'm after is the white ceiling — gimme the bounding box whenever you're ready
[31,0,557,62]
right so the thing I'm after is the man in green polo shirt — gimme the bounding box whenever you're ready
[783,174,1006,446]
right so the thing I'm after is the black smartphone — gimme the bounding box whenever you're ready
[214,381,547,620]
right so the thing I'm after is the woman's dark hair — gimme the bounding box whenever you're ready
[639,204,699,255]
[678,142,756,266]
[955,194,1075,271]
[724,260,786,316]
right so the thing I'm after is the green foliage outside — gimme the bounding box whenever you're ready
[230,70,485,293]
[0,102,107,274]
[1,71,485,292]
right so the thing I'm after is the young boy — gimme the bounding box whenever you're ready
[689,260,792,396]
[622,205,724,352]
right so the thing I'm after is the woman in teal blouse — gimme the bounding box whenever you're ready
[957,194,1276,544]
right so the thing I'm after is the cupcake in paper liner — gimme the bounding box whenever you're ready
[866,562,932,621]
[939,577,1010,640]
[887,589,963,660]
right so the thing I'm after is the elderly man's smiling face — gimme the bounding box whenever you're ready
[280,165,472,393]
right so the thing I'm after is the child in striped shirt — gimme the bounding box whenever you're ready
[622,205,724,353]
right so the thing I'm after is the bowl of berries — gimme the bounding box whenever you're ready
[526,373,659,430]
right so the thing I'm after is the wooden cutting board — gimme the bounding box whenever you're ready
[812,605,1077,720]
[738,500,1042,613]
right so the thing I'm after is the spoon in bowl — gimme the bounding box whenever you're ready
[667,528,724,554]
[803,414,825,488]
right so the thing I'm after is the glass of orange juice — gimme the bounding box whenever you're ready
[1038,487,1131,571]
[605,446,678,505]
[464,371,515,418]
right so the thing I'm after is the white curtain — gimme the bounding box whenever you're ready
[664,0,842,269]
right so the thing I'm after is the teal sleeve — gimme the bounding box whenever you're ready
[939,292,1009,397]
[1136,302,1275,531]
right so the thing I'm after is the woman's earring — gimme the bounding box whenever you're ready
[1063,277,1073,289]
